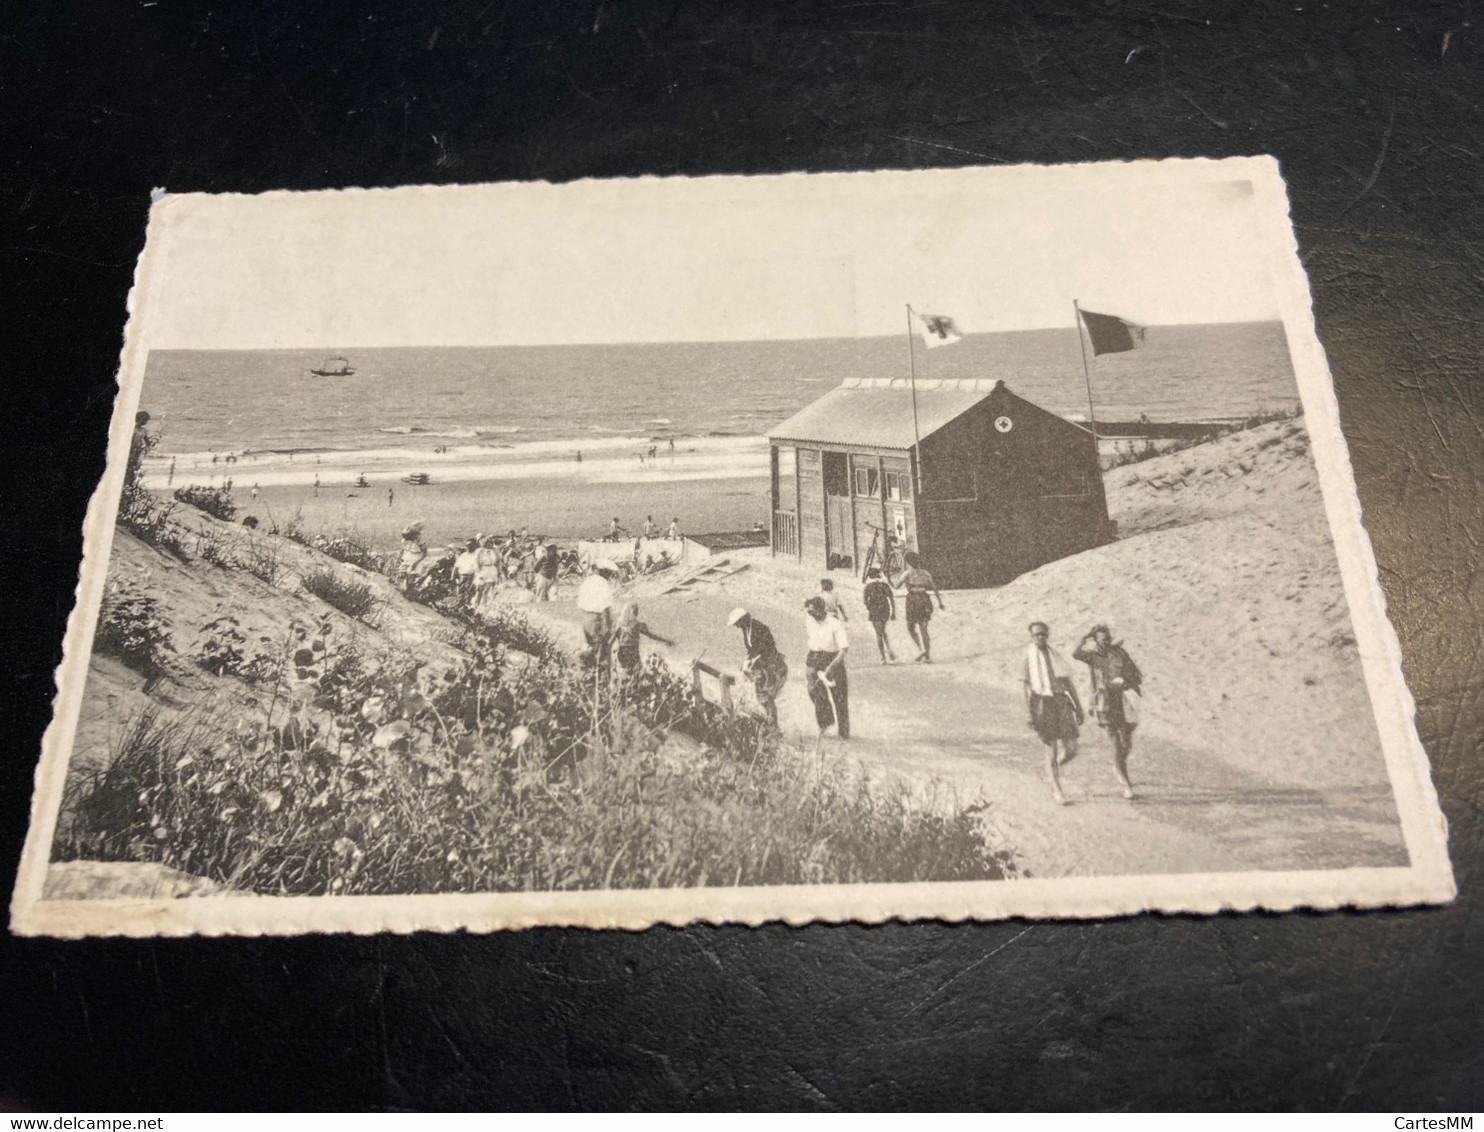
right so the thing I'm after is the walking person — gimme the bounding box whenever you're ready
[667,516,680,540]
[1074,624,1144,800]
[397,522,427,590]
[387,487,394,507]
[862,567,897,662]
[611,602,674,677]
[167,457,176,486]
[803,596,850,739]
[576,560,618,669]
[1021,621,1084,806]
[472,534,502,613]
[532,541,560,602]
[728,607,789,727]
[896,551,945,662]
[454,538,480,599]
[817,578,849,623]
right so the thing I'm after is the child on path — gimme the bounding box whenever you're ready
[817,578,849,623]
[611,602,675,676]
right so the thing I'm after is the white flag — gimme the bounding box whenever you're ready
[917,312,962,349]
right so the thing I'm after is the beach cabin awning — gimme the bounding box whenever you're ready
[767,377,1002,450]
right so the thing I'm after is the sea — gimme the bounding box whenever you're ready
[139,322,1299,489]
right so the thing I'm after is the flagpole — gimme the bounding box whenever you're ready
[1073,299,1099,445]
[906,303,922,496]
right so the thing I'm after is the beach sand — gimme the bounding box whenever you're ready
[209,474,771,550]
[105,417,1407,885]
[520,418,1409,879]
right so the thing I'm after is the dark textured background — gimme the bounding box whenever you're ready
[2,0,1480,1111]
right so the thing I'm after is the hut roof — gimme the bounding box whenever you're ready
[767,377,1003,450]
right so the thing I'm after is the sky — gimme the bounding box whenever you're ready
[135,159,1292,348]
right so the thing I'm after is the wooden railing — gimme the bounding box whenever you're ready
[772,510,799,558]
[691,660,735,713]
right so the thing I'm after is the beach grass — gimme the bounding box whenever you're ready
[58,611,1016,894]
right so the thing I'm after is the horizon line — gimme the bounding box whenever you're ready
[143,318,1287,353]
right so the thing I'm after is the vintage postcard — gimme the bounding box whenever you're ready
[10,158,1454,937]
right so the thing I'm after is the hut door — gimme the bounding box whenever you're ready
[821,451,854,569]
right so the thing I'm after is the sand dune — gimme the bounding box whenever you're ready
[58,417,1407,888]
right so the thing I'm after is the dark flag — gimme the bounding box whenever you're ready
[1079,309,1146,356]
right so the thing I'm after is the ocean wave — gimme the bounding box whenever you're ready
[377,425,522,439]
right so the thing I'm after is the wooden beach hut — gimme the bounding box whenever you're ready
[766,378,1111,588]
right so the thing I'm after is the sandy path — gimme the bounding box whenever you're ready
[530,549,1406,879]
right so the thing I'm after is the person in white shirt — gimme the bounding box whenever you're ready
[576,561,618,668]
[454,538,480,597]
[804,596,850,739]
[1020,621,1084,805]
[667,516,680,540]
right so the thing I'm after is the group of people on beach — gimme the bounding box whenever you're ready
[398,514,1144,805]
[723,563,1144,805]
[720,551,944,743]
[602,515,681,542]
[397,522,565,610]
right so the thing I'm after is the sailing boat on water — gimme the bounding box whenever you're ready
[309,355,356,377]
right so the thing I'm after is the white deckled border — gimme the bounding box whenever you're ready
[10,157,1455,938]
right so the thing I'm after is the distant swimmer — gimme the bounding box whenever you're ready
[575,450,583,463]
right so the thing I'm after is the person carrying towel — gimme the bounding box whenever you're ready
[1021,621,1084,805]
[803,596,850,739]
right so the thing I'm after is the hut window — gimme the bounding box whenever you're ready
[854,466,880,498]
[885,471,911,502]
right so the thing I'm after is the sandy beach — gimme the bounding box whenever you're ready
[173,473,772,550]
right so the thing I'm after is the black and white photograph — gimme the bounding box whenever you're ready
[10,158,1453,936]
